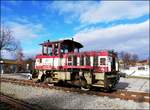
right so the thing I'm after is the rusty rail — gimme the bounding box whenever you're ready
[0,93,42,110]
[1,77,150,103]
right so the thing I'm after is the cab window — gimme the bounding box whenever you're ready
[100,58,106,65]
[80,55,84,66]
[48,47,52,56]
[39,59,42,63]
[43,46,47,54]
[86,56,90,66]
[93,56,98,66]
[68,56,72,66]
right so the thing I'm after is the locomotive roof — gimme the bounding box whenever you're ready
[40,39,83,48]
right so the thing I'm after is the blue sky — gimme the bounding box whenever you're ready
[1,0,149,59]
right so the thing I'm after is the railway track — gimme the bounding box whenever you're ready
[0,93,42,110]
[1,77,150,103]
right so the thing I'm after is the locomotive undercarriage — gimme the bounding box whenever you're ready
[35,69,119,91]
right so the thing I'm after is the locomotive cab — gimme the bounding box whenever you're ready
[41,39,83,56]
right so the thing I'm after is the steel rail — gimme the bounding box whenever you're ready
[0,93,42,110]
[1,77,150,103]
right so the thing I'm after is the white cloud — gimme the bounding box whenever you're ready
[50,1,97,23]
[6,21,45,41]
[51,1,149,24]
[1,50,15,59]
[1,5,12,12]
[50,1,90,15]
[23,48,41,59]
[73,20,149,58]
[80,1,149,24]
[2,48,40,60]
[1,20,48,59]
[74,20,149,42]
[59,37,72,40]
[5,0,22,6]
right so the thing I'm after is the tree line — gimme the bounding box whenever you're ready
[0,24,23,60]
[119,51,139,68]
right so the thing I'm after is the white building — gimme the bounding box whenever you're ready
[120,65,149,78]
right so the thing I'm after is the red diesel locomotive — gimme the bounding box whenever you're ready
[34,39,120,90]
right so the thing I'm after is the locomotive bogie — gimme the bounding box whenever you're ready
[94,73,105,80]
[52,72,71,81]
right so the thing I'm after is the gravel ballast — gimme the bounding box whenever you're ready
[0,82,149,109]
[1,74,149,93]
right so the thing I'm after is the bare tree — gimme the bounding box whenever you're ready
[15,46,24,72]
[0,25,18,59]
[25,57,35,72]
[16,48,24,62]
[124,52,131,67]
[119,51,125,60]
[119,51,131,68]
[119,51,139,68]
[131,54,139,66]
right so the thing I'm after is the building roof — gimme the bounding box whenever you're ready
[0,59,18,64]
[138,60,149,63]
[40,39,83,49]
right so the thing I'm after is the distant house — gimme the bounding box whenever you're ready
[120,59,149,78]
[118,59,124,69]
[0,59,17,74]
[136,60,149,66]
[0,59,34,74]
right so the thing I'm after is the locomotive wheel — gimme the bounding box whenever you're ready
[35,79,41,83]
[80,78,91,90]
[104,87,112,92]
[35,77,45,83]
[41,74,46,82]
[43,77,53,84]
